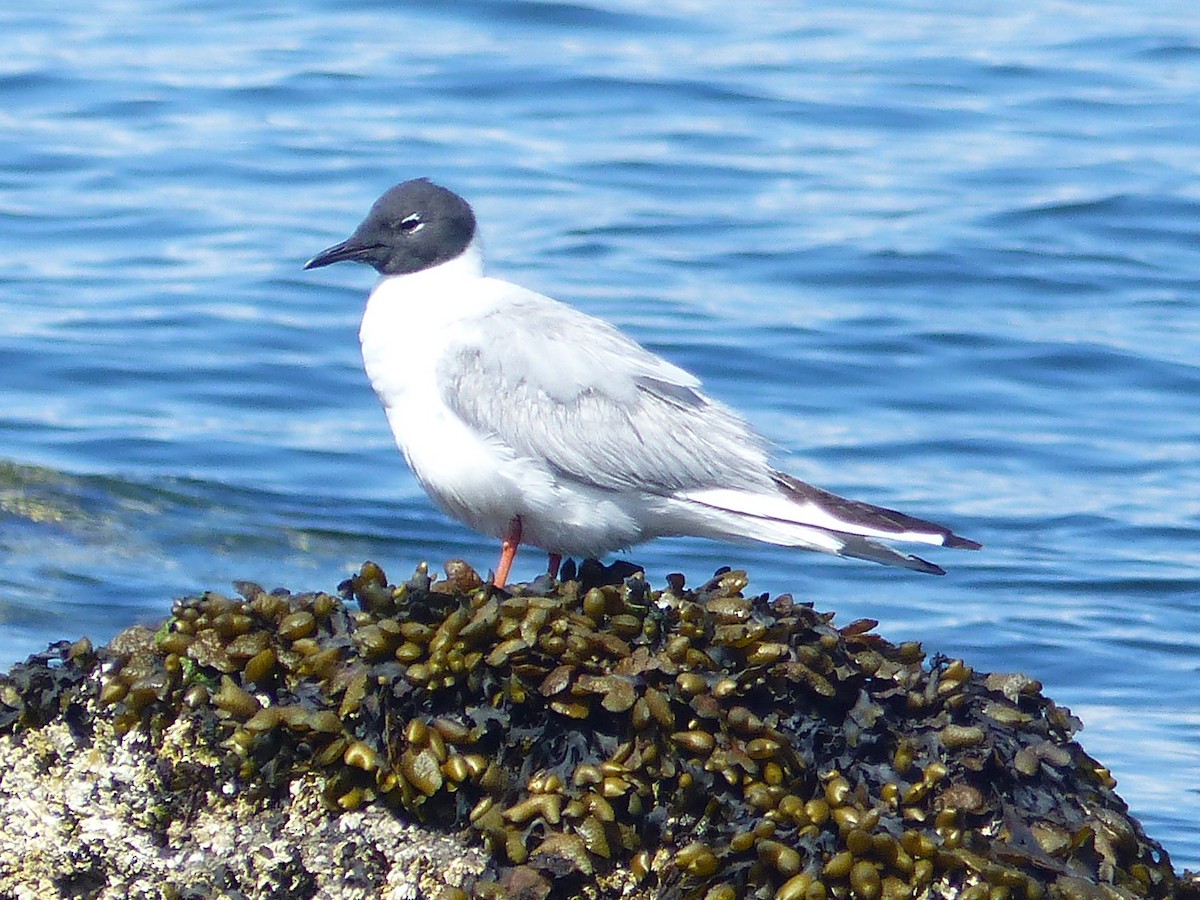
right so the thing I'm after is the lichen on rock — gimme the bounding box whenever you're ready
[1,560,1195,899]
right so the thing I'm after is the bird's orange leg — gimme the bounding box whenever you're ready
[493,516,522,588]
[547,553,562,579]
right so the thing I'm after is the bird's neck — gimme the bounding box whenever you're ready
[359,238,496,371]
[389,239,484,289]
[362,238,487,321]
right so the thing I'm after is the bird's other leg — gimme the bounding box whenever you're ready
[547,553,562,580]
[493,516,522,588]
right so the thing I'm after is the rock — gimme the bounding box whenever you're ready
[1,561,1196,899]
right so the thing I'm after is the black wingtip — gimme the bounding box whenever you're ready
[944,534,982,551]
[911,556,947,576]
[771,470,982,556]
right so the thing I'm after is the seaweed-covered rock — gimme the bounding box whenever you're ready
[0,561,1195,899]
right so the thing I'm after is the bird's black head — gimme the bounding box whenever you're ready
[304,178,477,276]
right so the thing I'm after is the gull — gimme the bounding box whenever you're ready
[305,178,980,587]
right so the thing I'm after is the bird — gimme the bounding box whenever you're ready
[305,178,980,588]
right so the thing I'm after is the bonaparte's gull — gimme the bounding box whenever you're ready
[305,179,980,587]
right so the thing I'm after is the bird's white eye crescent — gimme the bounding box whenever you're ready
[399,213,424,234]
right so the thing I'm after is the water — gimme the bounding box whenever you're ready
[2,0,1198,871]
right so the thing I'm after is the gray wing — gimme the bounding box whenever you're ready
[437,291,772,495]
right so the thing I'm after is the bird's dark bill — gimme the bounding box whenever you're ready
[304,238,380,270]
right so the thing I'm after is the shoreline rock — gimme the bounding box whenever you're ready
[1,560,1196,899]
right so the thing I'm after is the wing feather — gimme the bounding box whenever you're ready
[437,291,772,495]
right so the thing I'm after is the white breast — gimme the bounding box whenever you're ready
[358,244,510,535]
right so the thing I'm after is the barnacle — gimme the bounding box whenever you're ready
[0,561,1187,899]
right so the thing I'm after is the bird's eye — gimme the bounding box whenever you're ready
[399,213,424,234]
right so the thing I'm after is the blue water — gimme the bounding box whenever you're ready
[2,0,1197,870]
